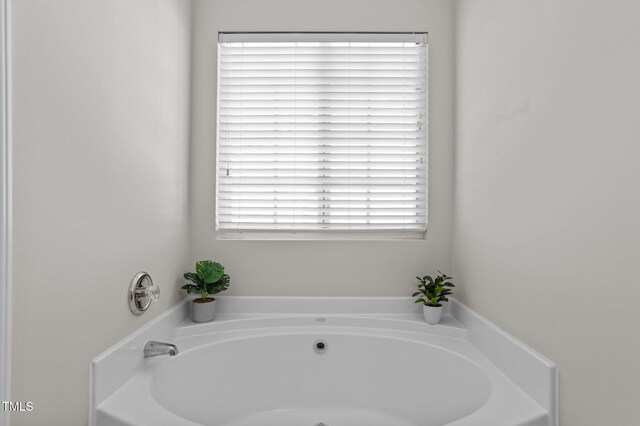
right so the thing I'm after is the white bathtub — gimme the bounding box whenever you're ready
[92,298,557,426]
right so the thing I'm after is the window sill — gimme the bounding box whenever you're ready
[215,229,427,241]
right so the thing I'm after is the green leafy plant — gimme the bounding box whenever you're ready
[181,260,230,303]
[412,271,454,307]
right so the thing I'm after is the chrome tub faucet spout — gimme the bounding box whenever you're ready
[144,341,178,358]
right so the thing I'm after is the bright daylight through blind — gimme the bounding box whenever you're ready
[216,33,428,238]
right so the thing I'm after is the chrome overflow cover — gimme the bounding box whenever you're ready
[314,340,327,354]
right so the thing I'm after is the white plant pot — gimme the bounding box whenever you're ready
[191,298,216,322]
[422,304,443,325]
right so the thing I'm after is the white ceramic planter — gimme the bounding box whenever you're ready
[422,304,443,325]
[191,298,216,322]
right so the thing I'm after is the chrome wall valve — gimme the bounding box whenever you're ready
[128,271,160,315]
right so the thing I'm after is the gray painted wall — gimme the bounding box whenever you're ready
[453,1,640,424]
[189,0,455,296]
[10,1,192,424]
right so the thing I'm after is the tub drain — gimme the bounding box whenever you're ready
[314,340,327,354]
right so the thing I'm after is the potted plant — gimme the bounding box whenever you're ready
[181,260,230,322]
[412,271,454,325]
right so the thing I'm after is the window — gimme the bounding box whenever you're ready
[216,33,428,239]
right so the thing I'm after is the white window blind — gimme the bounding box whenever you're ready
[216,33,428,239]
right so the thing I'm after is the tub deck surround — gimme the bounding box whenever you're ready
[90,297,558,426]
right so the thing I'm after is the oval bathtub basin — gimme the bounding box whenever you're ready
[150,332,491,426]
